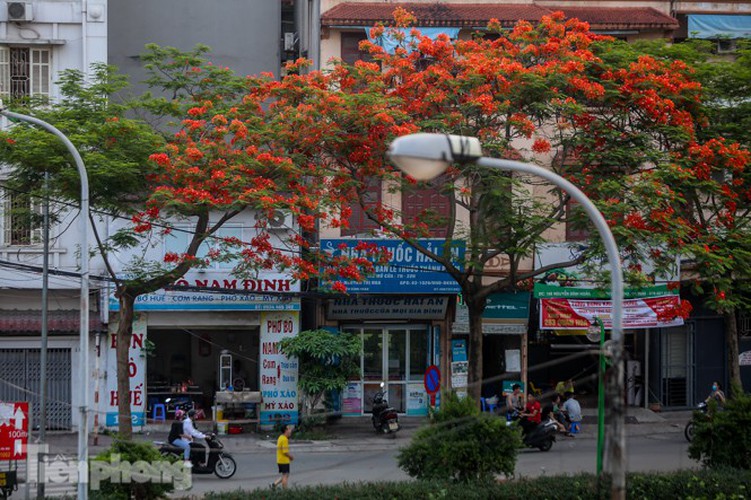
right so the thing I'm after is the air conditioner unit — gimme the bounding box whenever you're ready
[255,210,295,231]
[7,2,33,22]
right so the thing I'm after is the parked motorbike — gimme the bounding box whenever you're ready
[372,382,400,435]
[156,432,237,479]
[684,401,708,442]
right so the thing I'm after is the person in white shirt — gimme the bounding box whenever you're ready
[170,409,208,467]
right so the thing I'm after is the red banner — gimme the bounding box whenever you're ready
[0,402,28,460]
[540,295,684,330]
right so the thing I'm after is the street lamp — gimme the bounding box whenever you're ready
[588,317,607,477]
[0,101,90,500]
[389,133,626,498]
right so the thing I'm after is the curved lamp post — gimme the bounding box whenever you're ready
[388,133,626,499]
[0,101,90,500]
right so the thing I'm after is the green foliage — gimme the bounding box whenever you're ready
[89,439,177,499]
[202,469,751,499]
[397,391,520,483]
[278,329,360,416]
[689,392,751,469]
[0,62,165,214]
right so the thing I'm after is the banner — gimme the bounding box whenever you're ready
[540,295,684,330]
[260,311,300,428]
[105,315,146,428]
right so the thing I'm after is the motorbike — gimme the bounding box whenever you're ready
[156,432,237,479]
[684,401,708,442]
[522,417,558,452]
[372,382,400,435]
[508,411,557,452]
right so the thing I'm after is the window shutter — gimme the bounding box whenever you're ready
[1,187,9,246]
[401,177,450,237]
[342,178,381,236]
[30,197,42,244]
[0,47,9,97]
[30,48,50,97]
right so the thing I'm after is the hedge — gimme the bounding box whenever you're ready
[200,468,751,500]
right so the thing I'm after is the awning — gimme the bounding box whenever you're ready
[367,27,460,54]
[688,14,751,39]
[0,310,105,334]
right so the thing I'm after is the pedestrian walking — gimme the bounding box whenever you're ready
[271,424,294,489]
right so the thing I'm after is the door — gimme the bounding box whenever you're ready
[660,324,694,407]
[352,326,430,414]
[0,348,72,430]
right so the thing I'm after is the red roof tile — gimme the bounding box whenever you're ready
[0,309,105,334]
[322,2,678,30]
[556,6,679,29]
[322,2,551,27]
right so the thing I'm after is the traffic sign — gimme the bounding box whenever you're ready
[424,365,441,395]
[0,402,28,460]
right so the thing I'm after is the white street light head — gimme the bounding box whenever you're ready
[388,133,483,181]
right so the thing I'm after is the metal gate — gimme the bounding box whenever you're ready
[660,323,695,407]
[0,348,72,430]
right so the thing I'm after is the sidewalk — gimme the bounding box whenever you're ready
[35,407,691,456]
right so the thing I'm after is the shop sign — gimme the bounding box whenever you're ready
[260,311,299,428]
[451,340,467,362]
[534,283,677,299]
[342,382,362,416]
[0,402,28,460]
[320,239,465,293]
[453,292,530,335]
[451,361,468,395]
[539,296,685,330]
[109,271,300,312]
[326,296,449,320]
[104,315,146,427]
[407,384,429,416]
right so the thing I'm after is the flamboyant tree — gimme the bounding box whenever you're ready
[243,11,749,403]
[0,46,388,438]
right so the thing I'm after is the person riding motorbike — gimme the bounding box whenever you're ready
[705,381,726,407]
[518,393,542,436]
[168,409,208,467]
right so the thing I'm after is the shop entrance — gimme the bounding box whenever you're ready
[345,325,431,415]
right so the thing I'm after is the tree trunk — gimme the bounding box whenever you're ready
[116,293,136,439]
[466,297,486,405]
[724,309,743,396]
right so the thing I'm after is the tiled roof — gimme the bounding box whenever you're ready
[322,2,678,30]
[0,309,105,334]
[322,2,551,27]
[557,6,679,29]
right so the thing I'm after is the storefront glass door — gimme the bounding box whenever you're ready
[347,325,429,414]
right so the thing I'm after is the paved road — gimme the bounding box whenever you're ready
[174,429,694,498]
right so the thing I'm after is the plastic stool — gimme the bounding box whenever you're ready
[569,421,581,434]
[152,403,166,422]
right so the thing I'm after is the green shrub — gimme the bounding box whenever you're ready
[89,439,182,499]
[396,391,520,483]
[689,392,751,469]
[202,469,751,499]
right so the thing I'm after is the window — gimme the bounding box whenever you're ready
[342,178,381,236]
[1,187,41,246]
[0,46,51,100]
[340,31,370,65]
[565,199,590,242]
[401,177,451,237]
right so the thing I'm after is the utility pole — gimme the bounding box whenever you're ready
[38,172,50,498]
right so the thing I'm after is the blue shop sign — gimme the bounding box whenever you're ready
[321,239,465,293]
